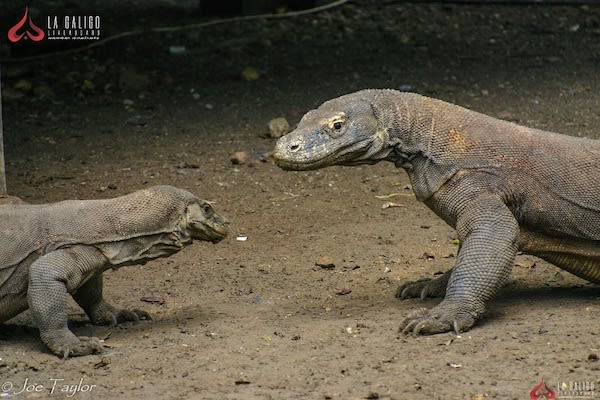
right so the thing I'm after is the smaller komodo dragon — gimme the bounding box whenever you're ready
[0,185,229,357]
[273,89,600,335]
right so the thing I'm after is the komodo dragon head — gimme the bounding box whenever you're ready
[184,200,229,243]
[273,90,394,170]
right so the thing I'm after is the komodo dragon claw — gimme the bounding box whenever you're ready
[399,305,476,335]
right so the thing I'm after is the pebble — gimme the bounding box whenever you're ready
[230,151,249,165]
[241,67,259,81]
[267,117,290,138]
[315,256,335,269]
[13,79,32,92]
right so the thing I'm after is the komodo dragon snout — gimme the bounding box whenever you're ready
[184,201,229,243]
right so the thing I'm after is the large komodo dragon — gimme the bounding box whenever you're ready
[273,89,600,335]
[0,185,229,357]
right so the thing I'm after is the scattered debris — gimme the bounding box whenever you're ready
[14,79,32,92]
[374,192,405,199]
[241,67,259,81]
[236,236,248,241]
[140,295,166,305]
[267,117,290,138]
[381,201,405,209]
[335,287,352,295]
[168,45,187,55]
[230,151,250,165]
[93,356,112,369]
[316,256,335,269]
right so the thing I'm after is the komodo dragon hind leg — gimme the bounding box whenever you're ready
[73,273,153,327]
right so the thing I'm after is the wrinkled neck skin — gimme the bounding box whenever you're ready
[368,91,456,201]
[358,92,428,168]
[345,123,399,166]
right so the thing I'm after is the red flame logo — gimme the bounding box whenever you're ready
[8,6,45,42]
[530,378,556,400]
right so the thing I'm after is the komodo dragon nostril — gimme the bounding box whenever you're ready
[290,143,300,152]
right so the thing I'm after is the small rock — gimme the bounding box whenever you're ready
[241,67,259,81]
[13,79,32,92]
[267,117,290,138]
[169,45,187,55]
[81,79,95,92]
[336,287,352,295]
[587,352,598,361]
[126,114,152,126]
[93,356,112,369]
[316,256,335,269]
[230,151,249,165]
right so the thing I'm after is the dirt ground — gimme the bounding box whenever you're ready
[1,1,599,399]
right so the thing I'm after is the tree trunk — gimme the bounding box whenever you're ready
[0,62,6,197]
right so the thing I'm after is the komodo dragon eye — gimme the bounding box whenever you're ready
[333,121,343,130]
[202,204,213,215]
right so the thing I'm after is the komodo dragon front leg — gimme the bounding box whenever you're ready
[398,175,520,334]
[29,245,148,358]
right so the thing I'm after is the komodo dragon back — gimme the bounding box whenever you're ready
[1,185,194,270]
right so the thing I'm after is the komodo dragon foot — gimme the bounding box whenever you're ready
[398,299,479,335]
[41,329,104,359]
[87,301,153,326]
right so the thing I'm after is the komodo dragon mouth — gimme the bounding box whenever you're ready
[273,136,377,171]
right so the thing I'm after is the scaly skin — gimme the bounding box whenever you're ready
[0,185,229,357]
[273,89,600,335]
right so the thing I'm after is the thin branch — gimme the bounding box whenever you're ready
[5,0,350,63]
